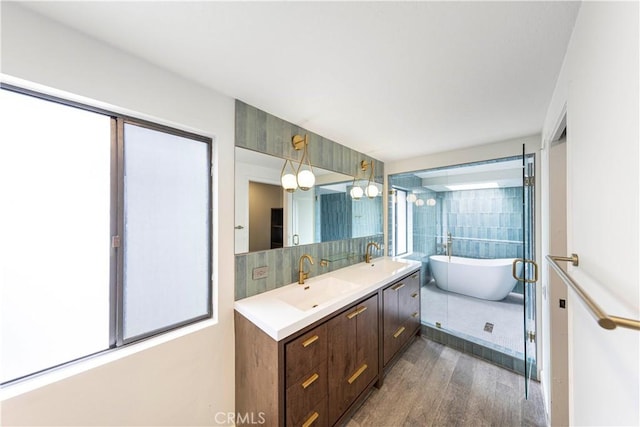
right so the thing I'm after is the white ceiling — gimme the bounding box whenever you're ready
[19,1,580,162]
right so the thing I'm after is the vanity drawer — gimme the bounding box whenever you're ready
[285,362,327,426]
[291,398,328,427]
[404,285,420,320]
[286,323,327,386]
[399,274,420,321]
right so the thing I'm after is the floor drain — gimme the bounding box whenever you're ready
[484,322,494,333]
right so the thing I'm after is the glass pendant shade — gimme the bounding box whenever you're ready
[406,193,417,203]
[426,198,437,206]
[293,135,315,191]
[297,169,315,190]
[281,173,297,192]
[415,199,425,206]
[365,184,379,198]
[350,185,364,200]
[281,159,298,192]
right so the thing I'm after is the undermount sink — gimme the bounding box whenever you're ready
[278,277,362,311]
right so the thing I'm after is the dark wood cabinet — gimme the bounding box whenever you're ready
[285,325,328,426]
[235,267,419,427]
[382,271,421,369]
[327,294,378,425]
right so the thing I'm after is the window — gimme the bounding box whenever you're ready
[394,189,408,255]
[0,86,212,384]
[120,121,211,343]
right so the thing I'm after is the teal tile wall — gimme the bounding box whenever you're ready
[320,193,352,241]
[235,100,385,300]
[438,187,524,260]
[235,100,384,182]
[235,235,384,300]
[351,194,383,238]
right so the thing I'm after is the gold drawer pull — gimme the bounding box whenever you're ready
[411,274,418,279]
[302,335,319,347]
[346,305,368,319]
[393,326,406,338]
[347,363,368,384]
[302,411,319,427]
[392,283,405,291]
[301,373,319,389]
[411,292,418,298]
[412,312,419,318]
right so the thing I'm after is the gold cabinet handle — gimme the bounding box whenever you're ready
[302,411,319,427]
[411,273,418,279]
[346,305,368,319]
[302,335,319,347]
[347,364,368,384]
[393,326,406,338]
[392,283,405,291]
[411,312,419,318]
[301,373,319,389]
[411,292,418,298]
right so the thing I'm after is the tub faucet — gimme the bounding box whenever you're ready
[447,232,452,261]
[298,254,314,285]
[365,242,380,263]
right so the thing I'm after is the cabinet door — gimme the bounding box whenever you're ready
[327,294,378,425]
[382,285,400,366]
[327,304,358,424]
[355,294,378,390]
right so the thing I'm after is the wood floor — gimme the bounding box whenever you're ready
[346,337,547,427]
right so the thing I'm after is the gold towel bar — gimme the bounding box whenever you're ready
[546,254,640,331]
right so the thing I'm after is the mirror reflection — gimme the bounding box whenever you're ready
[235,147,383,254]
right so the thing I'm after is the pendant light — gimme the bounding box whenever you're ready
[292,134,315,191]
[350,160,367,200]
[350,174,364,200]
[280,158,298,192]
[363,160,379,198]
[281,134,316,193]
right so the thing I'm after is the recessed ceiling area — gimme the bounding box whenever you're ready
[10,2,580,162]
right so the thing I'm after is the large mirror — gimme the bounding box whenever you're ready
[235,147,383,254]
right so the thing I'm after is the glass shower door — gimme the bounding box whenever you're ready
[520,150,538,398]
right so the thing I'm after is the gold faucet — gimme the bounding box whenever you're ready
[365,242,380,263]
[298,254,314,284]
[447,232,452,261]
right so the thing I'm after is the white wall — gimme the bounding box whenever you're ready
[542,2,639,425]
[1,4,236,425]
[541,140,569,425]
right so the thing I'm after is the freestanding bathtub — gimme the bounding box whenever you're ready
[429,255,522,301]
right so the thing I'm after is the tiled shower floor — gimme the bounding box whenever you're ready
[421,281,524,356]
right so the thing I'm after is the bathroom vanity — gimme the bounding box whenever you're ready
[235,257,421,427]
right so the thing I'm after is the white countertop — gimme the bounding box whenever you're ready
[234,256,421,341]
